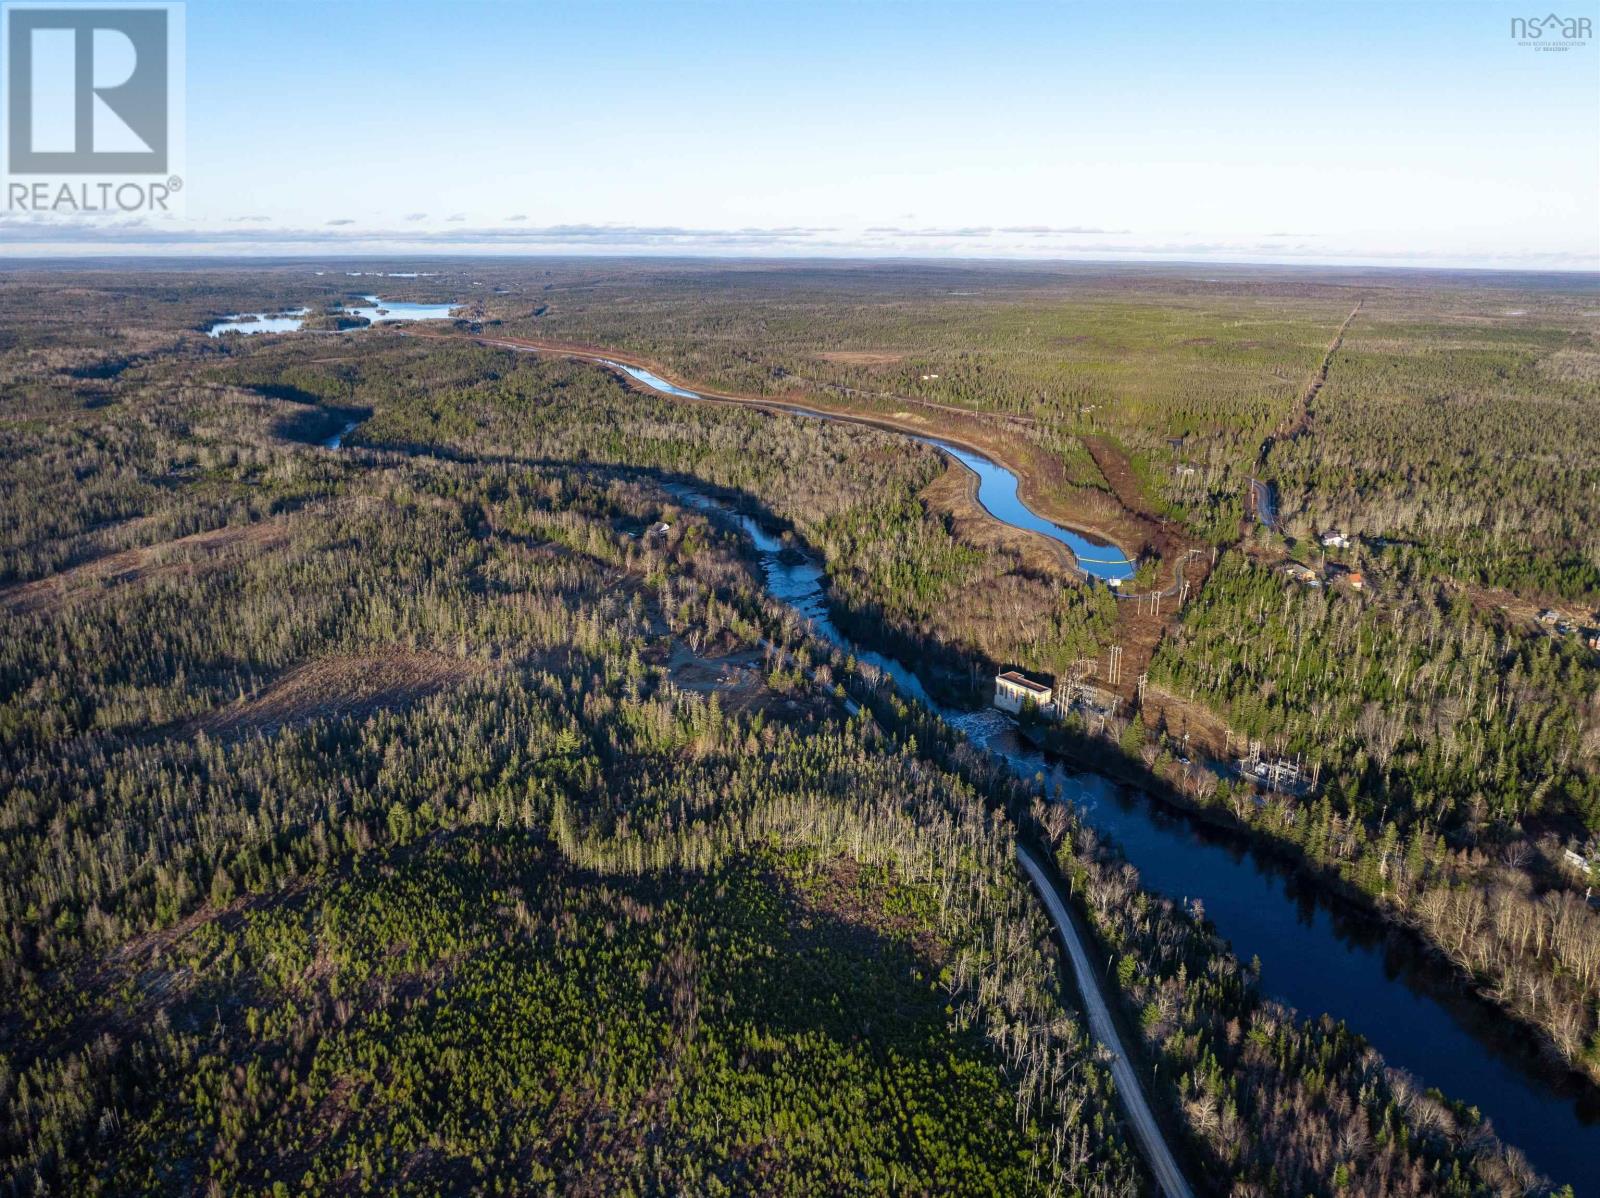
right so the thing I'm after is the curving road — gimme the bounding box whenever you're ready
[1016,843,1196,1198]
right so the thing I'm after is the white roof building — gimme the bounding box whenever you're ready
[994,670,1057,719]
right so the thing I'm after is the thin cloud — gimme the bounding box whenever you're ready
[0,220,839,250]
[1,217,1592,271]
[404,212,428,222]
[997,225,1129,236]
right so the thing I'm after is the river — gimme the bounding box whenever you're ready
[667,485,1597,1195]
[337,343,1595,1187]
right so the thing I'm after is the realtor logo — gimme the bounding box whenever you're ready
[6,5,167,171]
[3,2,184,211]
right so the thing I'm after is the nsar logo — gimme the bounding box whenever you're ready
[1510,12,1592,50]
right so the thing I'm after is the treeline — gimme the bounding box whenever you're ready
[502,272,1343,541]
[1152,553,1599,834]
[800,615,1559,1195]
[1035,802,1550,1197]
[1,267,1581,1195]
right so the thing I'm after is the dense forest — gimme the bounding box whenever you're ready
[0,261,1591,1195]
[214,338,1122,695]
[1267,307,1600,599]
[1,435,1147,1195]
[1142,552,1600,1073]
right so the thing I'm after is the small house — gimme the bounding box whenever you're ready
[648,522,672,540]
[994,670,1057,719]
[1320,531,1352,550]
[1280,563,1320,586]
[1347,571,1365,591]
[1537,609,1560,626]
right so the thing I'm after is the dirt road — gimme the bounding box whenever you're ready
[1016,842,1196,1198]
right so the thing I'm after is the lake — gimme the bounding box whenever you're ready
[206,308,309,337]
[207,297,459,338]
[345,295,460,324]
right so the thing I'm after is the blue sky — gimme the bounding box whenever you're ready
[6,0,1598,266]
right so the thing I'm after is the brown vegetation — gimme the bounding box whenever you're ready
[919,460,1080,576]
[814,350,907,366]
[0,517,292,615]
[193,650,490,737]
[433,328,1157,566]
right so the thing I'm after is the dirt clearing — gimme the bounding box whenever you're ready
[194,650,490,737]
[815,350,907,366]
[1139,682,1233,759]
[664,642,770,713]
[2,519,293,616]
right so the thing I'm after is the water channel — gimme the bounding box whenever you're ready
[608,361,1138,582]
[682,486,1598,1191]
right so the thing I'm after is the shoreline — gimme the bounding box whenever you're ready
[1013,718,1600,1100]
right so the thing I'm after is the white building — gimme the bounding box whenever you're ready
[1320,531,1352,549]
[994,670,1057,718]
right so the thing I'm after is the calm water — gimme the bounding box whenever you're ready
[678,485,1596,1193]
[608,361,706,401]
[614,362,1137,581]
[206,309,308,337]
[916,436,1135,581]
[346,295,459,324]
[207,296,458,337]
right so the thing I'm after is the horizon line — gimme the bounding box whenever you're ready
[2,250,1598,278]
